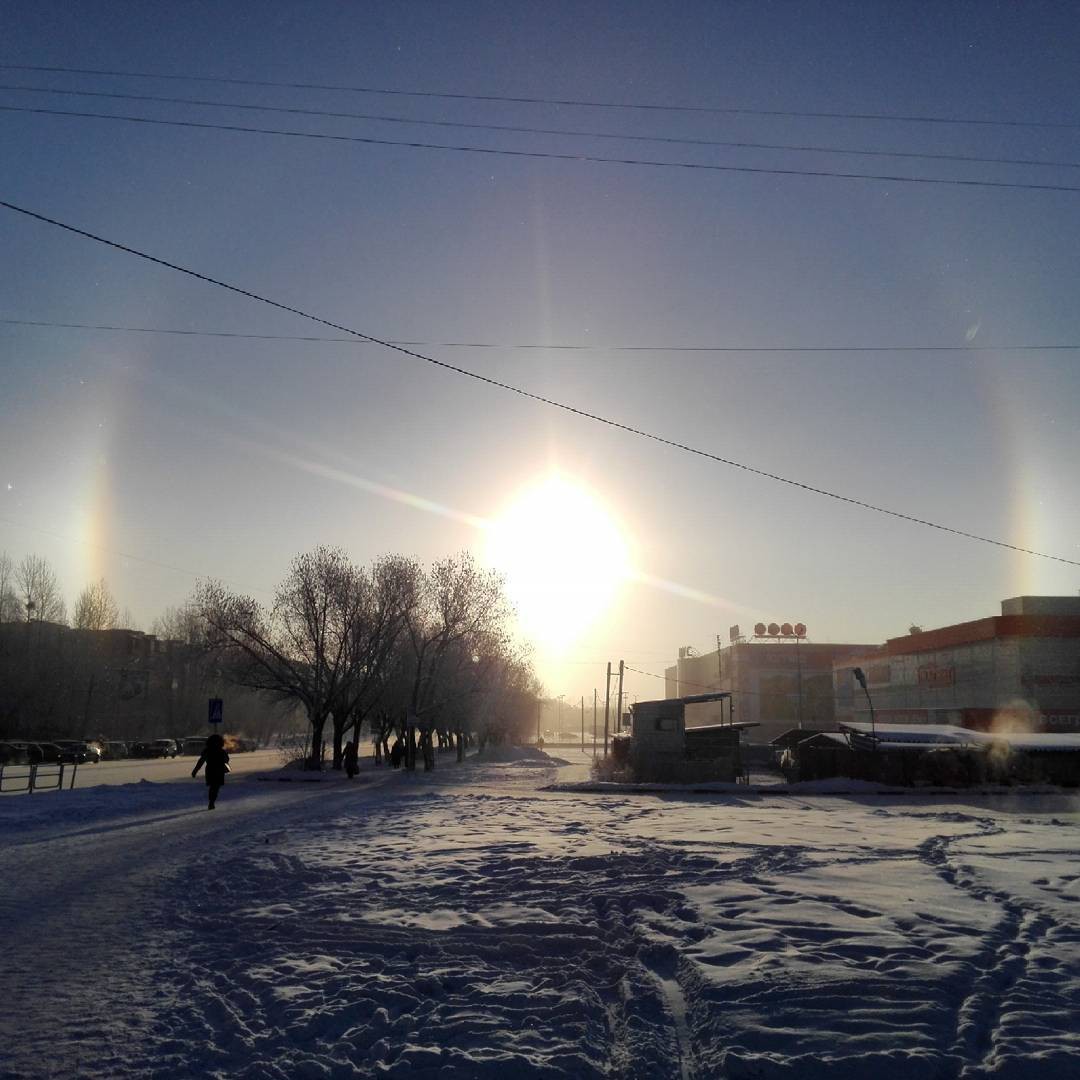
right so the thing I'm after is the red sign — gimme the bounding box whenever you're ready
[918,664,955,688]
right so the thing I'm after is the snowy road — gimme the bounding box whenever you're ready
[1,751,1078,1079]
[68,748,284,789]
[0,749,285,796]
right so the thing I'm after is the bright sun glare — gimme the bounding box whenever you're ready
[485,474,632,654]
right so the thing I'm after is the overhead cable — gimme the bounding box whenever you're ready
[2,197,1077,567]
[5,105,1080,195]
[4,83,1079,172]
[2,63,1077,131]
[4,317,1079,354]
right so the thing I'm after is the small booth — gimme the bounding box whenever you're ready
[626,693,757,783]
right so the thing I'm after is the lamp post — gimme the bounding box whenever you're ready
[852,667,876,742]
[556,694,565,740]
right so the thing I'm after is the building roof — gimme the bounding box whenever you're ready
[770,727,833,747]
[796,732,849,748]
[841,723,975,744]
[834,598,1080,668]
[684,721,759,733]
[634,692,731,710]
[841,722,1080,753]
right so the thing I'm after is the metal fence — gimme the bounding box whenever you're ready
[0,762,78,795]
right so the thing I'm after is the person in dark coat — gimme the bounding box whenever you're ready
[343,738,359,779]
[192,733,230,809]
[389,737,404,769]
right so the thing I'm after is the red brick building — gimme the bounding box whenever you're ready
[834,596,1080,732]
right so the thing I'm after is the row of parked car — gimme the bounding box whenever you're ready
[0,739,106,766]
[0,736,260,766]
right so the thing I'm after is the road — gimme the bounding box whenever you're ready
[68,747,283,788]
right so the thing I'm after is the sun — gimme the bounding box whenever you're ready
[484,473,632,653]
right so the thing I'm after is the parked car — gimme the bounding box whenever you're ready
[55,740,101,764]
[182,737,208,756]
[26,742,64,764]
[132,739,178,759]
[102,740,129,760]
[0,742,30,765]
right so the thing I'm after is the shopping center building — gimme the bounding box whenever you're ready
[834,596,1080,732]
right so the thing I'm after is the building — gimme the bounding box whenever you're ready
[624,693,755,782]
[665,636,877,742]
[834,596,1080,733]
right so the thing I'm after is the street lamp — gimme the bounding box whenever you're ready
[852,668,876,742]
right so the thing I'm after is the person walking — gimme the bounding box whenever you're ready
[343,737,359,780]
[192,733,230,810]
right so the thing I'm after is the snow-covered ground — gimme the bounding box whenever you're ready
[1,749,1077,1079]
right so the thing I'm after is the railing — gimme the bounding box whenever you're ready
[0,761,77,795]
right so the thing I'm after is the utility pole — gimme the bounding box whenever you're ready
[536,696,541,745]
[580,695,585,751]
[616,660,625,736]
[795,636,803,730]
[603,661,612,757]
[593,688,598,757]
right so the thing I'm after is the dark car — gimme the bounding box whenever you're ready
[55,740,101,764]
[132,739,177,759]
[0,742,30,765]
[102,740,129,760]
[26,742,64,764]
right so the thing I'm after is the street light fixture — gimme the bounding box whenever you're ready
[852,667,876,743]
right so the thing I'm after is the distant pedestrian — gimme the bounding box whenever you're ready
[389,737,404,769]
[192,733,230,810]
[343,738,359,779]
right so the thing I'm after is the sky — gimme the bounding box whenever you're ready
[2,1,1079,704]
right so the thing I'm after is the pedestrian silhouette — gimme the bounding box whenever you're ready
[192,733,231,809]
[389,737,404,769]
[343,738,359,779]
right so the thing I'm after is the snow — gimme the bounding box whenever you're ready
[842,722,1080,752]
[1,752,1078,1078]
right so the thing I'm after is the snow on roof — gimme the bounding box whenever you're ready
[841,722,1080,752]
[841,723,973,744]
[801,732,850,747]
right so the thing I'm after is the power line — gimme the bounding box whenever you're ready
[5,316,1079,354]
[6,104,1080,196]
[3,63,1077,132]
[6,83,1080,173]
[625,664,772,700]
[3,197,1077,568]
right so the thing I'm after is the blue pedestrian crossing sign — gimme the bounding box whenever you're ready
[208,698,224,725]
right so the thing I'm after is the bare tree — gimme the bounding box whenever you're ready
[469,649,540,750]
[326,554,415,769]
[196,547,363,769]
[16,554,66,624]
[0,552,21,623]
[74,577,120,631]
[152,602,205,646]
[390,553,517,771]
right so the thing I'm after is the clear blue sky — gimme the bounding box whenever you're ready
[3,1,1079,700]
